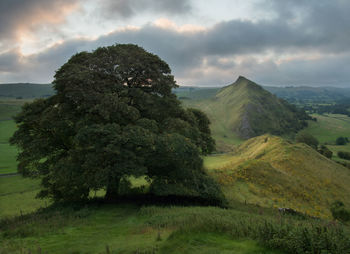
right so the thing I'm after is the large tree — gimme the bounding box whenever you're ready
[11,44,223,204]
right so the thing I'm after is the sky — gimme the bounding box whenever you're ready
[0,0,350,87]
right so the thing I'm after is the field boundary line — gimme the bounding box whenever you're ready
[0,172,19,177]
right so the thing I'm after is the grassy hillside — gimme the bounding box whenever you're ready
[206,134,350,218]
[1,174,349,254]
[176,85,350,104]
[0,99,25,174]
[304,114,350,144]
[298,113,350,162]
[0,176,47,218]
[0,83,54,98]
[183,77,309,150]
[174,87,220,100]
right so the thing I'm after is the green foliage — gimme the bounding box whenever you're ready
[331,201,350,222]
[318,145,333,159]
[295,132,319,149]
[10,44,220,204]
[146,133,223,205]
[337,151,350,160]
[336,136,349,145]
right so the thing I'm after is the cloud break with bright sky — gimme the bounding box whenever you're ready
[0,0,350,87]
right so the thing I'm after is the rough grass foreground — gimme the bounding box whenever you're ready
[1,202,349,254]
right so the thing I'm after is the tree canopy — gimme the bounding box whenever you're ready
[336,136,349,146]
[10,44,223,205]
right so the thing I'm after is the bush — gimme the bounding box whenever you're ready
[295,132,319,150]
[331,201,350,222]
[318,145,333,159]
[336,137,349,145]
[337,151,350,160]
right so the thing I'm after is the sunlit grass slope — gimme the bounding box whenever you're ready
[206,134,350,218]
[183,76,308,151]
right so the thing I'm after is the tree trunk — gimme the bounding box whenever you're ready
[105,177,120,201]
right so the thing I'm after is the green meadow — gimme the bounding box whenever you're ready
[2,173,349,254]
[0,101,22,174]
[0,176,47,218]
[2,94,350,253]
[304,114,350,144]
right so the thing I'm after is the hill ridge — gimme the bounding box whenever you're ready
[208,134,350,218]
[183,76,310,147]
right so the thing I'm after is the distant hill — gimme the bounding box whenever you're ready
[207,134,350,218]
[175,84,350,104]
[174,87,220,100]
[264,86,350,103]
[0,83,54,98]
[183,76,310,147]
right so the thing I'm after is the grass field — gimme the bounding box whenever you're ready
[300,113,350,163]
[0,200,288,254]
[0,100,26,174]
[0,176,48,218]
[1,188,349,253]
[0,175,282,254]
[0,100,23,120]
[304,114,350,144]
[0,120,18,174]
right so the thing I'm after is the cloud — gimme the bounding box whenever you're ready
[1,0,350,86]
[100,0,192,19]
[0,49,23,73]
[0,0,79,47]
[259,0,350,52]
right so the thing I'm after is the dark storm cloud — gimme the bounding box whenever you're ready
[1,0,350,86]
[0,0,79,42]
[0,49,22,72]
[100,0,192,19]
[261,0,350,52]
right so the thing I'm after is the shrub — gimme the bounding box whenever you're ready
[331,201,350,222]
[337,151,350,160]
[295,132,319,150]
[318,145,333,159]
[336,137,349,145]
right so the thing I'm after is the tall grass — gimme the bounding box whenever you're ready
[141,206,350,254]
[1,203,350,253]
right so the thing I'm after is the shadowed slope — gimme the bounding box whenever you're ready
[183,77,310,149]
